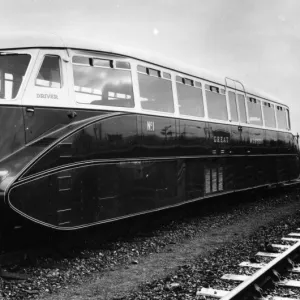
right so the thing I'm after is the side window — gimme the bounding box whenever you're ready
[205,85,228,121]
[0,54,31,100]
[287,109,291,130]
[247,97,262,126]
[73,56,134,108]
[176,76,204,117]
[276,106,288,130]
[36,55,61,88]
[263,102,276,128]
[228,91,238,122]
[138,66,174,113]
[237,94,247,123]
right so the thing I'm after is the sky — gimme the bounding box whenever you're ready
[1,0,300,134]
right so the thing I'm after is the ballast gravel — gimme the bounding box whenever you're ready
[0,188,300,299]
[120,202,300,300]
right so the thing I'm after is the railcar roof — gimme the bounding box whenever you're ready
[0,31,285,106]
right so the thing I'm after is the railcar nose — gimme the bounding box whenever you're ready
[0,51,31,161]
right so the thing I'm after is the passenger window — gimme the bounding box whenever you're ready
[138,66,174,113]
[237,94,247,123]
[263,102,276,128]
[247,97,263,125]
[276,106,288,129]
[176,79,204,117]
[205,85,228,121]
[36,55,61,88]
[247,97,262,126]
[73,57,134,108]
[228,91,238,122]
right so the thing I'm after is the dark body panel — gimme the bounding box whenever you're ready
[138,115,177,157]
[230,125,249,155]
[9,159,180,228]
[23,106,108,143]
[0,105,298,230]
[178,120,208,156]
[0,106,25,161]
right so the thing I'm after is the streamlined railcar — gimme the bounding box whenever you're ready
[0,32,298,231]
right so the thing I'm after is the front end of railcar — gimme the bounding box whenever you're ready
[0,50,33,231]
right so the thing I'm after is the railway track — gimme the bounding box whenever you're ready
[198,230,300,299]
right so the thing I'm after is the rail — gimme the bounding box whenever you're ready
[199,229,300,299]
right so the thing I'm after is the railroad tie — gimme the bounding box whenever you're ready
[197,287,228,298]
[288,232,300,237]
[221,273,300,288]
[282,237,300,242]
[255,251,280,258]
[197,287,299,300]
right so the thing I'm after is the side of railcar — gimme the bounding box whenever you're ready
[0,47,298,230]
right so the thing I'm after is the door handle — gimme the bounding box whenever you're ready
[26,107,35,113]
[67,111,77,119]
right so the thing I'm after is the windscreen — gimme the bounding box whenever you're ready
[0,53,31,100]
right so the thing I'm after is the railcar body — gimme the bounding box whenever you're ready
[0,33,298,230]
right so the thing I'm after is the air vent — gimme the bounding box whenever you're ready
[205,166,223,194]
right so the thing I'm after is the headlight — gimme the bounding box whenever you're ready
[0,170,9,183]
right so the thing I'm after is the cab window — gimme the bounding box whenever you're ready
[0,53,31,99]
[36,55,62,88]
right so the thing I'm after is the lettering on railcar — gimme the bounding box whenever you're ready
[147,121,155,132]
[36,93,59,100]
[213,136,229,143]
[250,138,263,144]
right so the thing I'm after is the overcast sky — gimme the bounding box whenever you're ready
[1,0,300,134]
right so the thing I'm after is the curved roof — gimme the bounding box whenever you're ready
[0,31,285,106]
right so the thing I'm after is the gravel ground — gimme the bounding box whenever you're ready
[1,187,300,299]
[120,194,300,300]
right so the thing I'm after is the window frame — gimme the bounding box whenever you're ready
[246,96,263,126]
[0,51,33,101]
[72,54,135,109]
[175,73,205,118]
[204,83,229,121]
[276,105,289,130]
[262,100,276,129]
[137,64,175,115]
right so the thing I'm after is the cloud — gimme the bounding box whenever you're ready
[278,15,286,22]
